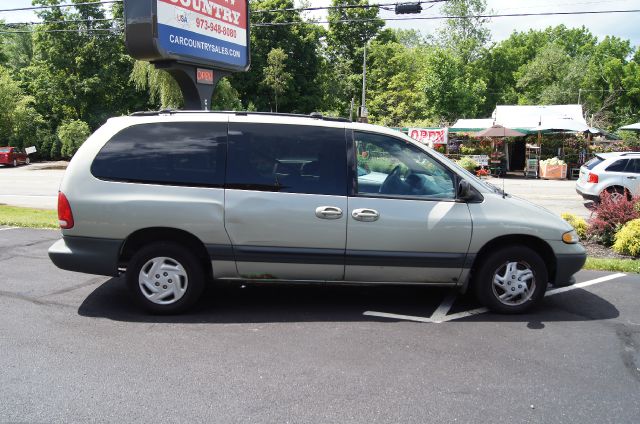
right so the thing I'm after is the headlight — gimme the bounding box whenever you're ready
[562,230,579,244]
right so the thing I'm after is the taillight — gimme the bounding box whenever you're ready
[587,173,599,183]
[58,192,74,229]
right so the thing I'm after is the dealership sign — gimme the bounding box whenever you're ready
[408,128,448,147]
[124,0,250,72]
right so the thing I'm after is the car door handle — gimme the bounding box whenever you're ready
[627,176,637,179]
[315,206,343,219]
[352,208,380,222]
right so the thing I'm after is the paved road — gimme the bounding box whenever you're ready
[487,176,591,219]
[1,163,592,219]
[0,162,65,209]
[1,228,638,423]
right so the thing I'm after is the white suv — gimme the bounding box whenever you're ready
[576,152,640,201]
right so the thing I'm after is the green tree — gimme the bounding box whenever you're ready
[230,0,325,113]
[262,48,292,112]
[58,119,90,158]
[438,0,491,64]
[418,48,487,123]
[326,0,384,67]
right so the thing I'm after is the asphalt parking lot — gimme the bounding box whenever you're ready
[1,227,639,423]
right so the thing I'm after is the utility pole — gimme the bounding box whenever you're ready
[578,88,582,104]
[358,43,368,123]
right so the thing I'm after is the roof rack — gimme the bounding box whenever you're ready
[129,109,351,122]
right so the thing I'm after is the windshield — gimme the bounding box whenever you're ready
[0,148,10,152]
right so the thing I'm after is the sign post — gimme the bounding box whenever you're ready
[124,0,250,110]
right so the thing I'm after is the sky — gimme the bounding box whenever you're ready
[1,0,639,46]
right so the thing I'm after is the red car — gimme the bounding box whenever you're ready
[0,147,29,167]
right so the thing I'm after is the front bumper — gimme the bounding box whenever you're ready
[48,236,122,277]
[553,252,587,287]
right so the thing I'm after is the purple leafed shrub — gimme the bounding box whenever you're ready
[587,190,640,246]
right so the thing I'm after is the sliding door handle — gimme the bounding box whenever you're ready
[352,208,380,222]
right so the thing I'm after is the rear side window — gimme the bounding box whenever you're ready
[584,157,603,170]
[605,159,628,172]
[91,122,227,187]
[226,123,347,195]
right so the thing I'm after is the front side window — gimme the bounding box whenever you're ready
[354,132,455,200]
[226,123,347,196]
[91,122,227,187]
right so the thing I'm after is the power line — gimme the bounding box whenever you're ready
[0,18,120,27]
[0,1,121,14]
[0,28,121,34]
[252,0,448,14]
[252,8,640,26]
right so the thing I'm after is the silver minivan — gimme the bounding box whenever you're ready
[49,111,586,314]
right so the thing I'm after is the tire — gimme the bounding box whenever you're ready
[25,157,30,165]
[605,186,629,202]
[12,159,17,167]
[473,246,548,314]
[126,242,206,314]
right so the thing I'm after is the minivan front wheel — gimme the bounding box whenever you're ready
[474,246,548,314]
[126,242,205,314]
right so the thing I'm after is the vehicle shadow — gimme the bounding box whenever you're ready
[78,277,619,325]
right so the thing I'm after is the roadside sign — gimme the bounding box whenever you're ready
[25,146,37,155]
[124,0,250,72]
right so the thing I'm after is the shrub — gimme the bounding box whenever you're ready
[612,219,640,256]
[587,191,640,246]
[58,120,91,158]
[561,212,587,239]
[365,157,396,173]
[456,156,478,172]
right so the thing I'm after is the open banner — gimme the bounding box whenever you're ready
[408,128,448,147]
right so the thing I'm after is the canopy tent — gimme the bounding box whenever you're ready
[449,118,495,133]
[619,122,640,131]
[450,105,607,135]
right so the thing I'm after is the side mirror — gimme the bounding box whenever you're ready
[457,179,472,200]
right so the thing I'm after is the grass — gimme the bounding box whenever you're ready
[0,205,58,229]
[584,257,640,273]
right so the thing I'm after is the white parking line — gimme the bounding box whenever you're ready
[0,227,19,231]
[363,311,435,323]
[364,273,627,324]
[429,292,458,323]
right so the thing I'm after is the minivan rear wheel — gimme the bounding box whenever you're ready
[473,246,548,314]
[126,242,205,314]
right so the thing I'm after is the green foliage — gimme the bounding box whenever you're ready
[58,120,90,158]
[0,205,58,229]
[456,156,479,172]
[262,48,293,112]
[584,257,640,273]
[360,157,395,173]
[561,212,588,239]
[438,0,491,65]
[130,61,182,109]
[613,219,640,257]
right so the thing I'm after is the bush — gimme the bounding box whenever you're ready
[613,219,640,257]
[587,191,640,246]
[456,156,479,172]
[561,212,587,239]
[58,120,91,158]
[362,157,396,173]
